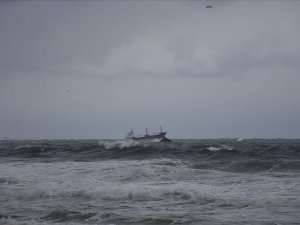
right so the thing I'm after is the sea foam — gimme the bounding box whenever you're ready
[98,140,139,150]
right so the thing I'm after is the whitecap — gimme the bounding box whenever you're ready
[220,145,233,150]
[151,138,162,143]
[206,147,221,151]
[207,145,233,151]
[98,140,139,150]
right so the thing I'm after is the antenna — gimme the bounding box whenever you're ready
[146,128,148,136]
[160,126,162,133]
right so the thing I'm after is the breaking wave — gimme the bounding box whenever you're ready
[0,139,299,173]
[99,140,139,150]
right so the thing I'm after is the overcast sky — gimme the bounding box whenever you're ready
[0,0,299,139]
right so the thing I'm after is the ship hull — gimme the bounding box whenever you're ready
[130,132,167,140]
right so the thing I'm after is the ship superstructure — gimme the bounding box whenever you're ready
[125,126,169,141]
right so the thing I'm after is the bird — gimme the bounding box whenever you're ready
[206,5,212,8]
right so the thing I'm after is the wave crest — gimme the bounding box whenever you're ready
[41,209,96,222]
[99,140,139,150]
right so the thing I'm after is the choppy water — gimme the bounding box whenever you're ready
[0,139,299,225]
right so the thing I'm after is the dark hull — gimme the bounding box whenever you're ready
[131,132,167,140]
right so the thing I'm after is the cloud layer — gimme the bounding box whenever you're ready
[0,1,299,138]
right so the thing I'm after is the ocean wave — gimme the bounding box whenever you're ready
[192,159,300,173]
[0,218,39,225]
[0,178,17,185]
[0,178,216,204]
[206,145,233,151]
[1,139,299,170]
[41,209,96,222]
[98,140,139,150]
[92,212,177,225]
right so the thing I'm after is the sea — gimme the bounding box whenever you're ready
[0,139,299,225]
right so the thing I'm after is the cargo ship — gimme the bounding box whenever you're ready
[125,127,171,142]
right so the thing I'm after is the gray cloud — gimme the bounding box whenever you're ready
[0,0,299,139]
[1,1,299,79]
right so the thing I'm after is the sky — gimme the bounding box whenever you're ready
[0,0,299,139]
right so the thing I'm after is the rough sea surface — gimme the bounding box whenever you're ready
[0,139,299,225]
